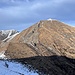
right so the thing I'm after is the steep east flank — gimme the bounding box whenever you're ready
[38,20,75,58]
[5,20,75,59]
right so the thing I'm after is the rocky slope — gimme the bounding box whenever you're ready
[4,19,75,59]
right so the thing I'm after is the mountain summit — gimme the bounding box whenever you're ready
[2,20,75,59]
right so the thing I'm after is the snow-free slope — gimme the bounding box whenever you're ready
[4,20,75,59]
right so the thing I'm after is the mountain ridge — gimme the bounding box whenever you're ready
[0,20,75,75]
[2,19,75,59]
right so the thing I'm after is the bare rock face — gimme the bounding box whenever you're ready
[4,20,75,59]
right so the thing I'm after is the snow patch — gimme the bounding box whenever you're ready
[47,18,52,21]
[8,33,19,42]
[3,33,19,42]
[0,51,6,59]
[47,18,53,22]
[0,60,39,75]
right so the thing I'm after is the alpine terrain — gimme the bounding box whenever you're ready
[4,19,75,59]
[0,19,75,75]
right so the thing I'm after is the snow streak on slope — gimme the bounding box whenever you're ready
[0,51,6,59]
[0,60,38,75]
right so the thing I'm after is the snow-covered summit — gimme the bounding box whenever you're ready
[47,18,53,21]
[47,18,58,21]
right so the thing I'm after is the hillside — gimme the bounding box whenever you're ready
[4,19,75,59]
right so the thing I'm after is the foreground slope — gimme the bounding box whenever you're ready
[5,20,75,59]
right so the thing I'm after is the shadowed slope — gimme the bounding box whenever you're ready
[11,55,75,75]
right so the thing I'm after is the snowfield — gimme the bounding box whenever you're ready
[0,60,38,75]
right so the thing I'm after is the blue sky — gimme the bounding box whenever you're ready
[0,0,75,31]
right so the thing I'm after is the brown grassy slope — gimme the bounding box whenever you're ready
[5,20,75,59]
[39,20,75,58]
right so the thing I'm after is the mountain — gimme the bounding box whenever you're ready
[0,29,19,59]
[3,19,75,59]
[0,29,19,42]
[0,19,75,75]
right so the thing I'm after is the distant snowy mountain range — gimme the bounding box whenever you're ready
[0,29,19,42]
